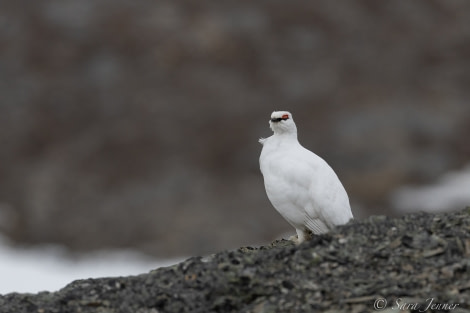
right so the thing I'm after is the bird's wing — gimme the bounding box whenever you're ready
[295,148,352,228]
[307,167,353,228]
[269,154,335,234]
[304,213,330,234]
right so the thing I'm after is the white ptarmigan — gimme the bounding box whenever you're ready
[259,111,353,244]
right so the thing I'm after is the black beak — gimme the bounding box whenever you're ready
[271,117,288,123]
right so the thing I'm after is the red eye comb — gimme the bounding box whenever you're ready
[282,114,289,119]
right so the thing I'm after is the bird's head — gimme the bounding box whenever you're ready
[269,111,297,135]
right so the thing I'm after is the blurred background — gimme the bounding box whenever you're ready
[1,0,470,268]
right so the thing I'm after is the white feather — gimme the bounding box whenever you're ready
[259,111,353,243]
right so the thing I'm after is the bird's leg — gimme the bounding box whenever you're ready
[297,229,306,243]
[290,228,312,245]
[288,233,299,244]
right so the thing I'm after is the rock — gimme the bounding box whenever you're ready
[1,208,469,312]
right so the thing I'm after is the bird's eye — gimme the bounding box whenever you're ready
[271,115,289,122]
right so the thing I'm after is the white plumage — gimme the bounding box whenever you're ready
[259,111,353,244]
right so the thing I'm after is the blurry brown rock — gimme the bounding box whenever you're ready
[0,1,469,256]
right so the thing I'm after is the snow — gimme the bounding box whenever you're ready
[0,236,180,294]
[391,164,470,213]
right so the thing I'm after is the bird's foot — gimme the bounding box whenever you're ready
[288,234,300,244]
[290,229,313,245]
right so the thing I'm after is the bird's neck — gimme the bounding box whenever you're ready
[273,131,298,141]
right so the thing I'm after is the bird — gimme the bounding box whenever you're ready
[259,111,353,244]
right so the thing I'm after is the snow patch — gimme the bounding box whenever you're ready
[0,236,180,294]
[391,164,470,213]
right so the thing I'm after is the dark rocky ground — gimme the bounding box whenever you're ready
[1,208,469,313]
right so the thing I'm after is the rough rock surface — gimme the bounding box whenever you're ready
[1,208,469,313]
